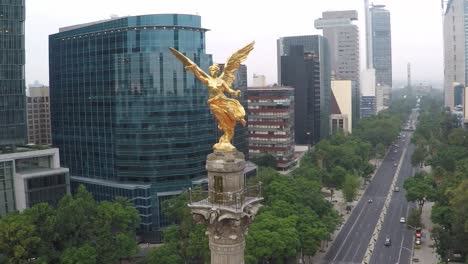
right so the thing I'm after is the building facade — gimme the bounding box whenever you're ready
[277,35,331,144]
[247,87,295,170]
[330,80,352,134]
[370,4,392,88]
[0,147,70,217]
[315,10,360,122]
[443,0,467,110]
[0,0,26,147]
[27,86,52,145]
[252,74,266,87]
[49,14,215,241]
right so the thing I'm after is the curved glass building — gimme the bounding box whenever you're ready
[49,14,215,240]
[0,0,26,147]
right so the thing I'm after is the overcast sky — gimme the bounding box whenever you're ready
[26,0,443,87]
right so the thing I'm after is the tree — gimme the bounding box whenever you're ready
[0,185,140,264]
[375,143,386,159]
[342,174,360,203]
[0,213,41,263]
[411,146,427,167]
[403,172,434,212]
[145,244,182,264]
[407,208,422,229]
[251,153,277,168]
[246,212,299,263]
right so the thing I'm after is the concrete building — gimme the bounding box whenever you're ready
[247,87,295,170]
[0,0,26,147]
[315,10,360,122]
[49,14,216,241]
[376,83,390,112]
[252,74,266,87]
[330,80,352,134]
[27,86,52,145]
[278,35,331,143]
[443,0,466,110]
[0,147,70,216]
[361,68,376,117]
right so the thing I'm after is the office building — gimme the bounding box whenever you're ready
[361,68,376,117]
[443,0,467,110]
[49,14,215,241]
[315,10,360,122]
[27,85,52,145]
[247,87,295,170]
[370,4,393,88]
[330,80,352,134]
[0,0,26,148]
[277,35,331,144]
[0,147,70,216]
[252,74,266,87]
[464,87,468,128]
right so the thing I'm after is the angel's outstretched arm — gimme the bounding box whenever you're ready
[186,65,209,85]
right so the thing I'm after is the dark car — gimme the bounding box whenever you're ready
[384,237,391,246]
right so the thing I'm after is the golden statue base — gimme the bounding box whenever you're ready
[213,142,236,152]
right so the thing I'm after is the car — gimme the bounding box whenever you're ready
[394,150,398,153]
[415,238,421,245]
[400,217,406,223]
[394,187,400,192]
[368,199,373,203]
[394,163,398,167]
[384,237,391,246]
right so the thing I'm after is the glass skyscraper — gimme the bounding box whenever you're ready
[370,5,392,87]
[278,35,331,143]
[49,14,215,241]
[0,0,26,147]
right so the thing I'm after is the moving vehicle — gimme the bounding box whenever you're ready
[394,187,400,192]
[384,236,391,246]
[368,199,373,203]
[394,163,398,167]
[400,217,406,223]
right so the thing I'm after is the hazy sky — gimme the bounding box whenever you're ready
[26,0,443,87]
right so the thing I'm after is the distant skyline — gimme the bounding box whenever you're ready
[26,0,443,87]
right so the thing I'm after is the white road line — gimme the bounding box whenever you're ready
[332,202,368,262]
[398,237,405,263]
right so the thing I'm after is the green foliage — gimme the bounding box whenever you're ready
[0,185,140,264]
[342,174,360,203]
[403,172,434,211]
[145,187,209,264]
[145,244,182,264]
[251,153,277,168]
[375,143,386,159]
[407,208,422,229]
[411,146,427,167]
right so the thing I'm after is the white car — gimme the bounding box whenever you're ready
[400,217,406,223]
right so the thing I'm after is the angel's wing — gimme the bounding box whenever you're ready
[169,47,210,80]
[219,42,255,87]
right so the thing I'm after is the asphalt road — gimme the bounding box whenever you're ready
[369,139,415,264]
[322,111,418,264]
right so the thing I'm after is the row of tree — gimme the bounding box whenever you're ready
[405,94,468,262]
[0,186,140,264]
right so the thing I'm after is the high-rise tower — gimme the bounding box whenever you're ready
[0,0,26,147]
[49,14,215,241]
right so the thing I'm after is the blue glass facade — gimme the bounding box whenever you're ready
[49,14,215,240]
[371,5,392,87]
[0,0,26,147]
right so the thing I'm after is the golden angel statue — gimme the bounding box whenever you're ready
[169,42,254,152]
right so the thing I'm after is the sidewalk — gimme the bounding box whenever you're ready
[411,202,440,264]
[309,158,382,264]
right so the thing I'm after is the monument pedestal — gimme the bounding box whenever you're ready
[189,150,262,264]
